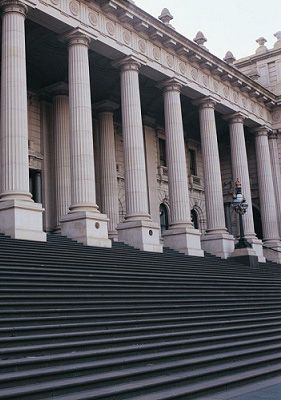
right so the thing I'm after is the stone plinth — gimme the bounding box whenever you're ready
[163,227,203,257]
[61,211,110,247]
[201,233,235,259]
[0,200,46,241]
[117,220,162,253]
[230,247,259,268]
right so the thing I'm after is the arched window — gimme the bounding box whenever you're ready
[191,208,199,230]
[160,203,169,232]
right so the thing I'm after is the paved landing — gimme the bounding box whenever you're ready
[228,382,281,399]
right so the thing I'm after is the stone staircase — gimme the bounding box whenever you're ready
[0,233,281,399]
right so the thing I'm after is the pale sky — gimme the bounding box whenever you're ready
[134,0,281,60]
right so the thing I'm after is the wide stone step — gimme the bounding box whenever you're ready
[2,312,281,330]
[2,314,281,337]
[1,325,281,354]
[0,351,280,400]
[1,335,280,375]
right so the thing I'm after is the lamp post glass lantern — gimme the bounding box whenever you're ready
[232,178,252,249]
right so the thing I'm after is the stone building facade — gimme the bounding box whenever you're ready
[1,0,281,262]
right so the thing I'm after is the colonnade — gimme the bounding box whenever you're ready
[1,0,281,262]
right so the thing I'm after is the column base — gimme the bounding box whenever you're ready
[163,227,204,257]
[109,230,118,241]
[201,232,235,259]
[263,241,281,264]
[246,237,266,263]
[117,220,163,253]
[60,211,111,248]
[0,199,46,241]
[230,247,259,268]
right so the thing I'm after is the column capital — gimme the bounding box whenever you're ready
[224,112,247,125]
[193,96,218,110]
[253,125,270,137]
[0,0,27,16]
[112,55,146,72]
[94,100,119,114]
[159,78,182,93]
[43,82,68,97]
[268,130,278,140]
[61,28,92,48]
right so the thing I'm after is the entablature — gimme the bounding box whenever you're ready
[24,0,276,126]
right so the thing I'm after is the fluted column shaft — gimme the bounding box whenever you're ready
[268,131,281,234]
[162,81,192,228]
[228,114,256,237]
[67,33,97,212]
[53,94,71,226]
[0,1,31,201]
[99,110,119,236]
[255,128,280,242]
[119,58,149,221]
[198,98,226,233]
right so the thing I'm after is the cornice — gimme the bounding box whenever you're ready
[96,0,277,105]
[27,0,277,126]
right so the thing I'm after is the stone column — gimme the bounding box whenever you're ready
[255,126,281,263]
[195,97,234,258]
[115,56,162,252]
[268,131,281,235]
[0,0,45,241]
[60,29,110,248]
[53,90,71,229]
[227,113,265,262]
[34,172,42,204]
[95,101,119,240]
[161,79,203,256]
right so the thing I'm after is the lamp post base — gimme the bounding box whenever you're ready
[230,247,259,267]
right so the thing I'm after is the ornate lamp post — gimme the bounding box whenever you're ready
[232,179,252,249]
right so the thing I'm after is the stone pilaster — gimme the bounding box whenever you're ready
[226,113,265,262]
[52,89,71,229]
[268,131,281,235]
[96,101,119,240]
[115,56,162,252]
[255,126,281,263]
[161,79,203,256]
[0,0,45,241]
[60,29,110,248]
[195,97,234,258]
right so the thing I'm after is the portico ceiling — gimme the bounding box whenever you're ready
[23,19,203,139]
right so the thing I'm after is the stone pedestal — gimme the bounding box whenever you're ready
[227,113,265,262]
[230,247,259,267]
[255,127,281,263]
[61,211,110,247]
[0,200,46,241]
[61,29,110,248]
[163,227,203,256]
[0,0,45,241]
[196,97,234,257]
[201,233,235,259]
[161,79,203,256]
[117,220,162,252]
[116,56,162,252]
